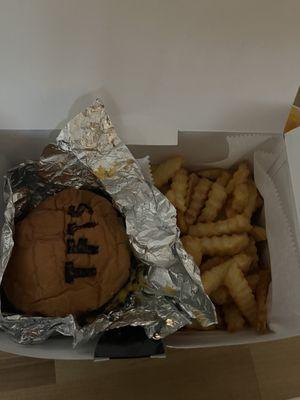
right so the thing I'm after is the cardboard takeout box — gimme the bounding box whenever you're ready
[1,125,300,359]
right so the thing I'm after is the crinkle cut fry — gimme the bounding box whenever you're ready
[232,183,249,213]
[185,178,212,225]
[210,285,231,305]
[189,214,251,238]
[201,253,252,295]
[198,168,222,180]
[224,264,257,325]
[251,225,267,242]
[256,269,271,333]
[225,198,238,219]
[186,173,199,209]
[224,303,246,332]
[245,237,259,269]
[199,256,228,273]
[226,162,251,194]
[244,182,257,219]
[167,168,188,212]
[153,156,183,188]
[216,170,231,187]
[166,189,176,207]
[177,211,188,234]
[255,193,263,210]
[246,273,260,293]
[181,235,203,266]
[199,233,249,257]
[198,182,227,223]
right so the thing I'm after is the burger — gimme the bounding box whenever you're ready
[2,188,131,317]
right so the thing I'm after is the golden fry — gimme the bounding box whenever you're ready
[216,170,231,187]
[201,260,230,295]
[246,273,260,293]
[199,233,249,257]
[201,253,252,294]
[226,162,251,194]
[153,157,269,333]
[177,211,188,234]
[198,182,227,223]
[181,235,203,266]
[185,178,212,225]
[251,225,267,242]
[225,198,238,219]
[166,189,176,207]
[153,156,183,188]
[189,214,252,238]
[183,320,202,330]
[198,168,222,180]
[255,193,264,210]
[186,173,199,208]
[245,237,259,269]
[199,256,228,273]
[224,303,246,332]
[256,269,271,333]
[244,182,257,219]
[169,168,188,212]
[232,183,249,213]
[224,264,257,325]
[184,320,217,331]
[184,309,225,331]
[210,286,231,305]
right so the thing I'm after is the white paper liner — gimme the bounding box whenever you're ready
[187,132,300,336]
[202,133,274,169]
[136,156,153,184]
[255,151,300,334]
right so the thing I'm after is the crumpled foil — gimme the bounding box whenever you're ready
[0,100,216,345]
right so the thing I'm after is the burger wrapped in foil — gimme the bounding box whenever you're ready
[0,100,216,345]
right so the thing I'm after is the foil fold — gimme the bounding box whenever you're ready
[0,100,216,345]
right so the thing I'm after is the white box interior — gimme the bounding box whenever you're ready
[1,129,300,358]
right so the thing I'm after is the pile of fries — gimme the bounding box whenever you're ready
[152,156,271,333]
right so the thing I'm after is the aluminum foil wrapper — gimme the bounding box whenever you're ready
[0,100,216,345]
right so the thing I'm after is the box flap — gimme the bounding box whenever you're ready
[284,87,300,133]
[284,127,300,242]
